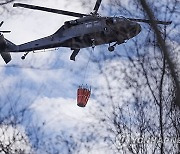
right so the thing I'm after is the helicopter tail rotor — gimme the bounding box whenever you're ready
[0,22,13,64]
[0,21,11,33]
[0,30,11,33]
[0,21,3,27]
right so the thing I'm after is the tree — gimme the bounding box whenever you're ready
[76,0,180,153]
[0,1,81,153]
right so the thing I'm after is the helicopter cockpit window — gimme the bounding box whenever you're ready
[113,18,117,23]
[116,17,127,22]
[86,22,93,28]
[64,21,72,29]
[94,21,100,26]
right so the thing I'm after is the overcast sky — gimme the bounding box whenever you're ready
[1,0,108,153]
[1,0,174,153]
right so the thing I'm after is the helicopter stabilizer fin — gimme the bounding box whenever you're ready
[0,34,18,64]
[1,52,11,64]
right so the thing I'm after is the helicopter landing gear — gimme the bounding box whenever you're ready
[91,38,95,49]
[21,52,29,60]
[108,46,115,52]
[108,42,117,52]
[70,49,80,61]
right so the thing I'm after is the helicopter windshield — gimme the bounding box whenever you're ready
[106,17,116,25]
[64,20,78,29]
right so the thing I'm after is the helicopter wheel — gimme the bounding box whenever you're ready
[21,52,29,60]
[21,56,25,60]
[108,46,115,52]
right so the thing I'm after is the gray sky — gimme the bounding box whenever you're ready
[2,0,177,153]
[1,0,106,153]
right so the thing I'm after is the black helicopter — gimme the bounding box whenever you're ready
[0,0,171,64]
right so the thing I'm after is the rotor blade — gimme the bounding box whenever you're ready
[127,18,172,25]
[0,21,4,27]
[13,3,89,18]
[93,0,102,13]
[0,31,11,33]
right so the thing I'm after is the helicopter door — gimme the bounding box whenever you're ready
[104,19,113,35]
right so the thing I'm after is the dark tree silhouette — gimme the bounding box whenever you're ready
[76,0,180,153]
[0,1,81,153]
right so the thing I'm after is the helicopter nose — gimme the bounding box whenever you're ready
[128,23,141,37]
[136,24,141,35]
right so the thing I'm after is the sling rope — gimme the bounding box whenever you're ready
[82,47,93,85]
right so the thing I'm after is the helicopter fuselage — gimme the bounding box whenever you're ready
[7,16,141,53]
[61,16,141,49]
[0,1,171,64]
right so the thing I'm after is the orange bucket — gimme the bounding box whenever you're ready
[77,86,91,107]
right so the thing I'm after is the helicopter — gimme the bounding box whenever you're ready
[0,0,171,64]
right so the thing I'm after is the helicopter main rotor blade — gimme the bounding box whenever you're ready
[127,18,172,25]
[13,3,89,18]
[93,0,102,14]
[0,21,4,27]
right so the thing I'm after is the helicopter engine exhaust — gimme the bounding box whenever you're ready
[0,34,11,64]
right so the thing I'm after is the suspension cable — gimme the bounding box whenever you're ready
[82,48,93,85]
